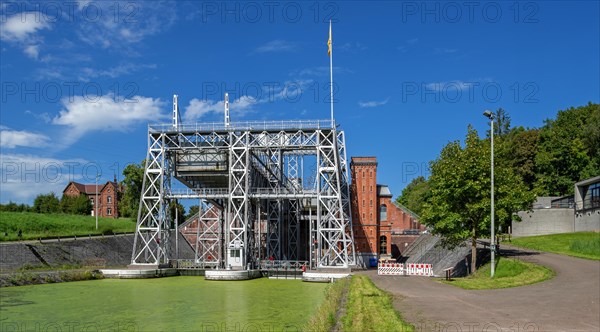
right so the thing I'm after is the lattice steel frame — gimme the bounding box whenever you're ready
[131,120,355,268]
[194,201,222,266]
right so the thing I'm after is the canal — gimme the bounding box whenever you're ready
[0,276,328,331]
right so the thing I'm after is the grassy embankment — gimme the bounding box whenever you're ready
[305,275,414,332]
[442,257,554,290]
[510,232,600,260]
[0,211,136,241]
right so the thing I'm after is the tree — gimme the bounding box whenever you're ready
[498,127,540,191]
[33,193,61,214]
[396,176,430,216]
[61,194,92,215]
[535,103,600,196]
[119,160,146,218]
[421,127,535,274]
[169,200,185,226]
[493,108,511,137]
[187,205,199,220]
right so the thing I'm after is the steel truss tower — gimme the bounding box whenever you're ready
[131,99,355,269]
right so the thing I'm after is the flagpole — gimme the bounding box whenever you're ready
[329,20,334,128]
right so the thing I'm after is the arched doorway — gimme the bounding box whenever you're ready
[379,235,387,255]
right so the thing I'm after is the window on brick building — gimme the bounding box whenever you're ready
[362,199,365,206]
[107,196,112,204]
[107,208,112,216]
[380,236,387,254]
[370,199,372,206]
[380,204,387,221]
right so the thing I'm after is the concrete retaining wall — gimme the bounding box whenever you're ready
[513,209,574,237]
[0,232,195,272]
[575,210,600,232]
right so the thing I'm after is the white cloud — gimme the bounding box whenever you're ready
[254,40,297,53]
[0,127,50,148]
[23,44,40,59]
[78,63,157,80]
[0,153,88,203]
[184,96,257,122]
[434,48,458,54]
[0,12,50,41]
[52,94,166,144]
[425,81,476,92]
[292,66,352,77]
[339,42,367,52]
[358,98,390,108]
[75,2,176,50]
[0,12,51,60]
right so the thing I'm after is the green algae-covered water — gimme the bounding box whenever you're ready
[0,277,327,331]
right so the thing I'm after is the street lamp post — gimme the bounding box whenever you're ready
[483,110,495,278]
[95,174,100,230]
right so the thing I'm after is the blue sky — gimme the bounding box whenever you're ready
[1,1,599,204]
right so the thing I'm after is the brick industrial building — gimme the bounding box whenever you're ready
[350,157,425,266]
[63,180,121,218]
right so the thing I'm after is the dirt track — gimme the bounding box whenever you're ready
[365,246,600,332]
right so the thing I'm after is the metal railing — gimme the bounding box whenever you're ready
[168,187,318,198]
[259,260,308,270]
[150,119,334,133]
[175,259,219,269]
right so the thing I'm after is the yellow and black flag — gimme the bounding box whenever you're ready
[327,21,332,56]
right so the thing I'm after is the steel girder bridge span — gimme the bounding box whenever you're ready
[131,95,356,270]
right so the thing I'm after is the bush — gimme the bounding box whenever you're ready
[33,193,61,214]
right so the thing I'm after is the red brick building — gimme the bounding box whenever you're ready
[63,181,121,218]
[350,156,425,265]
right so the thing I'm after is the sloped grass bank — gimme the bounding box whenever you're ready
[0,211,135,241]
[442,257,554,290]
[511,232,600,260]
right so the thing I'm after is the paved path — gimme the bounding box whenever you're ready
[365,247,600,332]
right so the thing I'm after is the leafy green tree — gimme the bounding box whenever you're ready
[493,108,511,137]
[169,200,186,226]
[535,103,600,196]
[187,205,199,220]
[0,201,28,212]
[33,193,61,214]
[396,176,430,216]
[498,127,540,191]
[60,194,92,215]
[422,127,535,274]
[119,160,146,218]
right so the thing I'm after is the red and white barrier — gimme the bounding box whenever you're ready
[377,263,404,275]
[378,262,433,277]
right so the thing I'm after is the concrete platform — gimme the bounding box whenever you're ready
[205,269,262,281]
[302,271,351,283]
[100,268,177,279]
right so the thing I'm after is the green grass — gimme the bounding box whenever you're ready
[341,275,414,332]
[304,277,350,332]
[0,211,136,241]
[511,232,600,260]
[442,257,554,290]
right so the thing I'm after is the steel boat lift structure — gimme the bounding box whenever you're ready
[131,93,356,270]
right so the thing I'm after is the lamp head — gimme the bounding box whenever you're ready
[483,110,494,120]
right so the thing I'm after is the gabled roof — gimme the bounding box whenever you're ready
[392,201,420,221]
[63,181,118,195]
